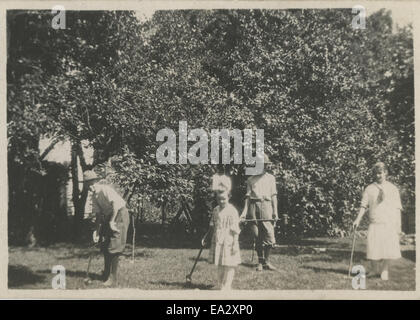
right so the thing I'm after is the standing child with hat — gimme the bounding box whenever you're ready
[83,170,130,287]
[353,162,403,281]
[202,173,241,290]
[240,153,278,271]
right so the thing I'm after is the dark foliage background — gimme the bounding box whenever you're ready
[7,9,414,245]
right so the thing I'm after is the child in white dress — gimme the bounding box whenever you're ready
[353,162,402,280]
[203,189,241,290]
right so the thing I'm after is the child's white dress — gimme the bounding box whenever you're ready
[208,203,241,266]
[361,181,402,260]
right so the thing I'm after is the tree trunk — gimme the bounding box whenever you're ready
[161,202,166,225]
[136,199,140,225]
[22,171,38,247]
[71,142,85,239]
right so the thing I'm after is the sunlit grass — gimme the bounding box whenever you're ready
[8,236,415,291]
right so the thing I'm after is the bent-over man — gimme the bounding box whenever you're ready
[84,170,129,287]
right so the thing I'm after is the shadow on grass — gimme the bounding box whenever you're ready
[37,269,103,281]
[240,262,257,269]
[138,237,201,249]
[8,265,46,288]
[151,280,214,290]
[121,250,156,259]
[268,244,366,263]
[292,239,339,247]
[301,265,348,275]
[271,246,313,256]
[304,249,366,265]
[328,249,364,260]
[58,251,100,260]
[59,246,157,260]
[66,270,103,281]
[9,242,89,252]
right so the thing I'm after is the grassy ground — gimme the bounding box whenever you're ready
[8,235,415,290]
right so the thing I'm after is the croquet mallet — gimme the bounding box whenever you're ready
[84,226,102,285]
[84,242,99,285]
[186,246,205,284]
[131,212,136,264]
[242,218,279,222]
[347,225,357,278]
[186,231,210,284]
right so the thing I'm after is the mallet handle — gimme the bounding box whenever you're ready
[348,227,357,277]
[241,219,279,222]
[131,213,136,262]
[188,246,204,278]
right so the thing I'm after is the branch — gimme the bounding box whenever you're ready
[40,138,60,161]
[84,105,94,135]
[71,143,80,203]
[125,181,141,203]
[75,142,88,171]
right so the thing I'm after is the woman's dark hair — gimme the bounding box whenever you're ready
[373,162,388,174]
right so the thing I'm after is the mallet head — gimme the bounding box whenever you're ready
[186,275,192,284]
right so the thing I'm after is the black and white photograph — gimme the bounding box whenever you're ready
[3,0,417,298]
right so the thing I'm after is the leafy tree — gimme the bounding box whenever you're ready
[131,9,414,236]
[7,11,143,242]
[8,9,414,243]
